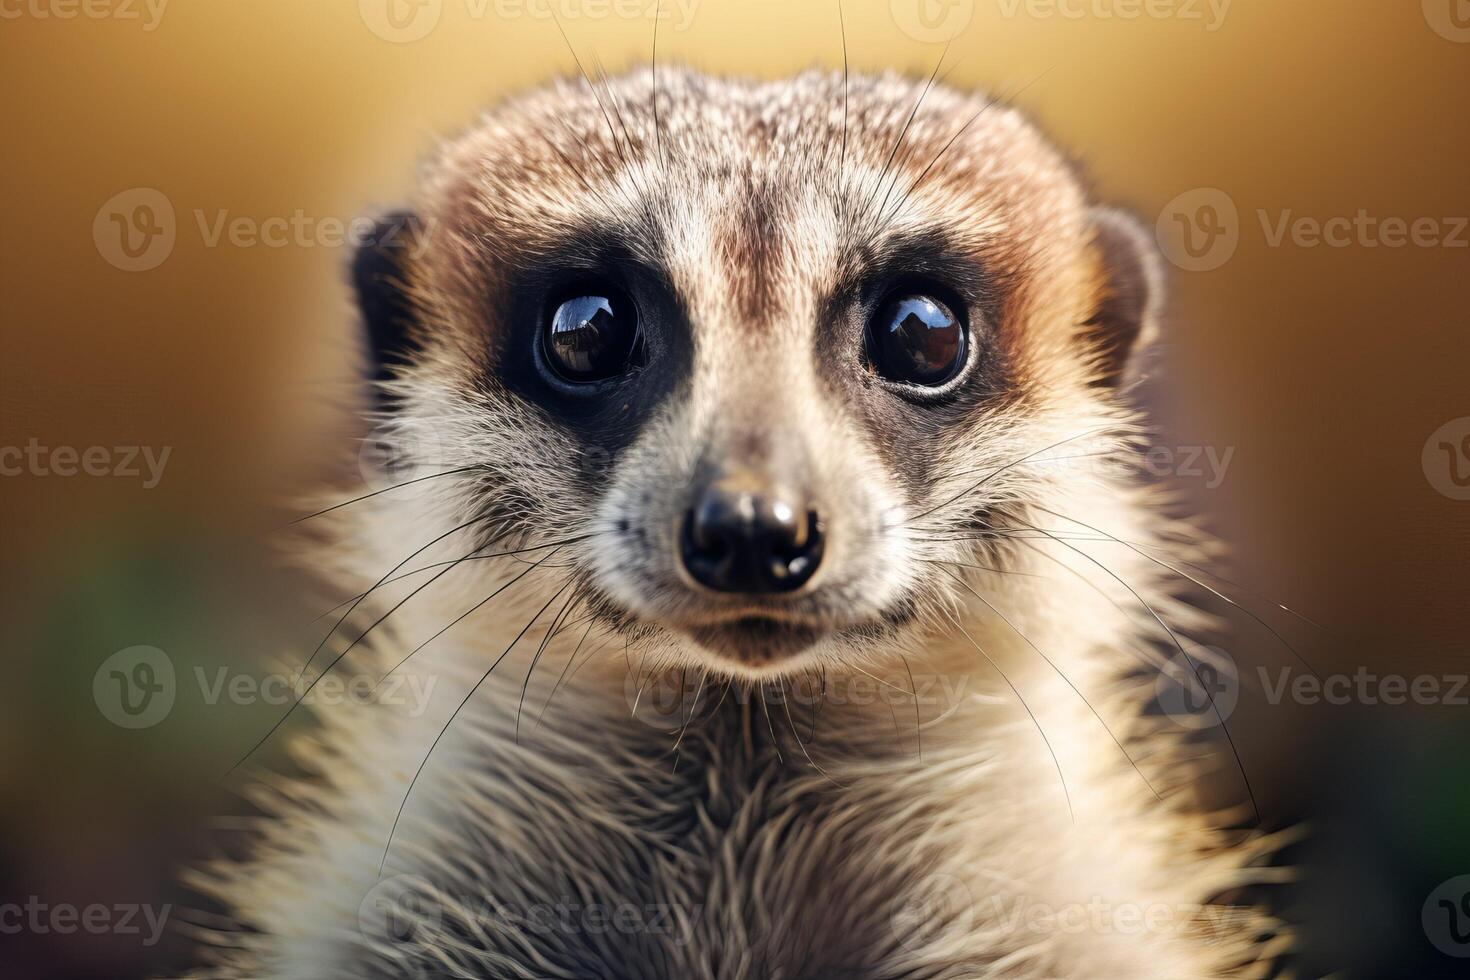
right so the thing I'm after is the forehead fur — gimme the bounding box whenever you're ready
[409,68,1101,385]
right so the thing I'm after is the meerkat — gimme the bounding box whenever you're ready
[187,67,1289,979]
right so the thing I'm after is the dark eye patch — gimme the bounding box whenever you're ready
[814,227,1020,497]
[483,224,691,487]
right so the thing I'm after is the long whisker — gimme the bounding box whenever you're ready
[299,514,501,684]
[814,665,829,729]
[927,540,1172,673]
[651,0,665,169]
[593,54,658,205]
[539,131,619,216]
[758,686,785,765]
[938,566,1161,801]
[558,631,624,694]
[330,539,515,667]
[532,615,599,735]
[670,667,709,760]
[941,450,1114,485]
[375,547,565,691]
[943,608,1074,824]
[1018,505,1321,678]
[846,662,914,697]
[875,67,1052,233]
[922,557,1048,580]
[1152,555,1327,633]
[289,466,479,525]
[231,525,532,773]
[802,668,822,743]
[836,0,850,219]
[628,643,655,720]
[898,653,924,765]
[780,675,842,787]
[1019,528,1260,823]
[987,543,1173,674]
[314,537,596,622]
[516,591,581,745]
[847,661,917,760]
[322,534,586,685]
[380,579,573,875]
[908,427,1109,526]
[862,40,951,241]
[547,7,637,202]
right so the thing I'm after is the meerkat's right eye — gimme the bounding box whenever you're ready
[540,286,643,385]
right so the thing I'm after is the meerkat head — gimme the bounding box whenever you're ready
[352,68,1162,681]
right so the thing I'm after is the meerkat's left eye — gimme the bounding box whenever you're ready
[867,291,967,387]
[541,287,642,384]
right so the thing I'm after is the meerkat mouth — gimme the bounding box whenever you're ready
[686,615,828,667]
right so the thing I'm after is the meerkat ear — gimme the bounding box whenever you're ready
[352,211,425,397]
[1083,207,1164,389]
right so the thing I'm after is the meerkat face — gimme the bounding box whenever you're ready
[355,69,1161,680]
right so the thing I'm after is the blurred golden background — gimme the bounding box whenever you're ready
[2,1,1467,976]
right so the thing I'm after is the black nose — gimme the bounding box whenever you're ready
[679,480,824,595]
